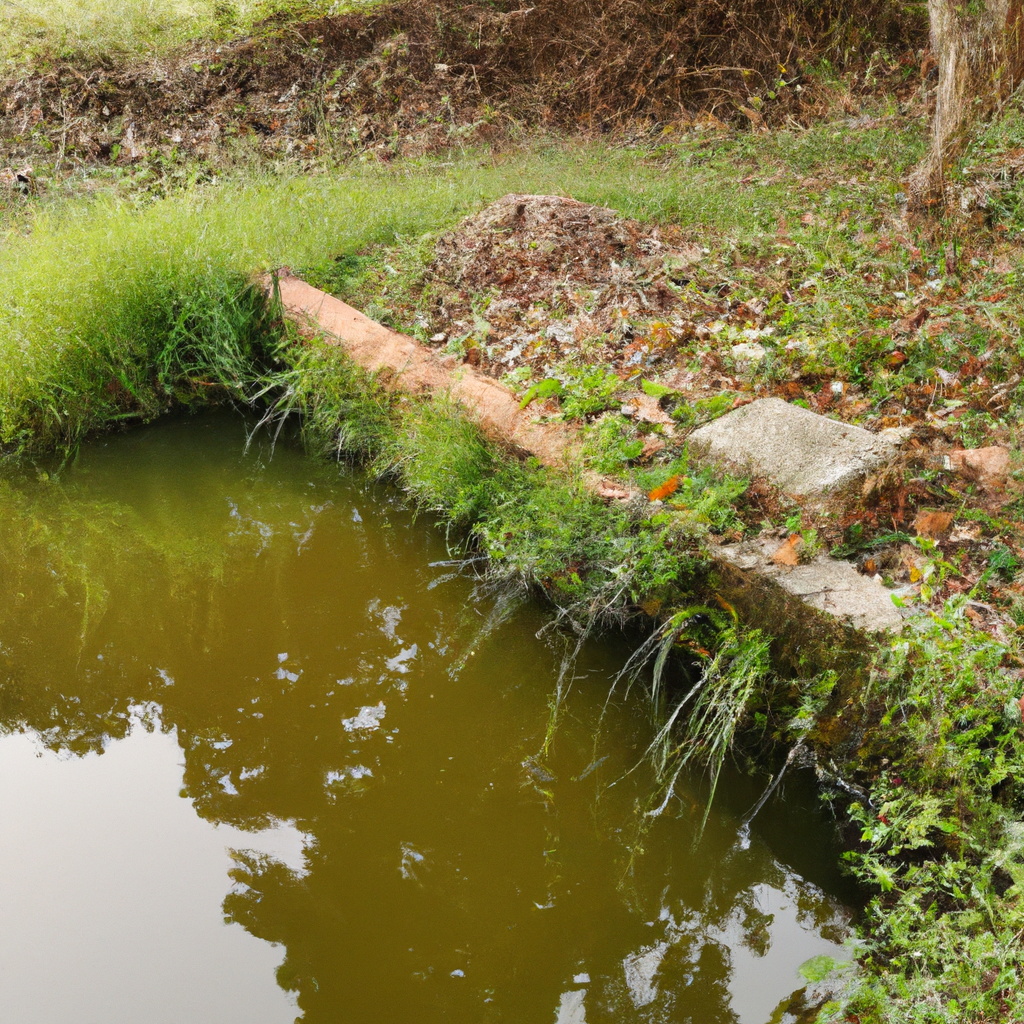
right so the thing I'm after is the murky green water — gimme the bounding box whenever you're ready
[0,412,855,1024]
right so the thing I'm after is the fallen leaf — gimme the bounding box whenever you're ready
[913,510,954,539]
[949,523,983,543]
[640,437,666,460]
[640,378,676,399]
[771,534,803,566]
[895,306,930,334]
[648,475,681,502]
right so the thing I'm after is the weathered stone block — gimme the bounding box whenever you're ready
[690,397,903,497]
[715,535,908,635]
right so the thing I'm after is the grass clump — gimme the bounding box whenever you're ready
[273,339,699,618]
[0,165,492,454]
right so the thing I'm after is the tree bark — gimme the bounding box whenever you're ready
[912,0,1024,200]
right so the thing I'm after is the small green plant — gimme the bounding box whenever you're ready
[583,417,644,475]
[838,598,1024,1022]
[989,543,1020,581]
[519,365,622,420]
[798,527,822,561]
[890,536,959,605]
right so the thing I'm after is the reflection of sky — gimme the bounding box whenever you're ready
[553,876,850,1024]
[0,707,849,1024]
[0,722,304,1024]
[714,881,849,1024]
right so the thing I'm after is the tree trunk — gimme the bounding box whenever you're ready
[912,0,1024,201]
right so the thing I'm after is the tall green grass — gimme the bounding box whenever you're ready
[0,165,467,451]
[0,126,927,453]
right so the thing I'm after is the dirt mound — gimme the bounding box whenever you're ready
[431,193,671,299]
[0,0,926,169]
[421,193,713,376]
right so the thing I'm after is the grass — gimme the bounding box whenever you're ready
[273,340,699,614]
[0,162,477,452]
[334,122,1011,437]
[819,600,1024,1023]
[0,0,342,65]
[0,123,931,455]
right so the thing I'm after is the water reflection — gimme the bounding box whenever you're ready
[0,412,854,1023]
[0,720,300,1024]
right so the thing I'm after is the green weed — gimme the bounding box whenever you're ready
[829,597,1024,1023]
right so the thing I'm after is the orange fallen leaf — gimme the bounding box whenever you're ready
[913,510,954,539]
[771,534,803,566]
[649,475,681,502]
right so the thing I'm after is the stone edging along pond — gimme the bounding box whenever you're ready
[269,268,904,647]
[265,268,1024,1022]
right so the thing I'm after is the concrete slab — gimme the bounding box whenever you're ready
[269,271,574,468]
[715,534,908,634]
[689,397,903,497]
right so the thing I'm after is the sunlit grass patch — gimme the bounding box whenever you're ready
[0,0,337,64]
[0,164,478,451]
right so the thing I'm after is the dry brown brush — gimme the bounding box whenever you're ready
[0,0,926,167]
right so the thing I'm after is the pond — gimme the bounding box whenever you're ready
[0,411,855,1024]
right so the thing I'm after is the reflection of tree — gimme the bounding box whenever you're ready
[0,415,852,1024]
